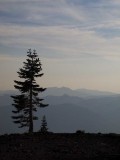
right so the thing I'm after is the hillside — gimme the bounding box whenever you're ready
[0,87,120,134]
[0,133,120,160]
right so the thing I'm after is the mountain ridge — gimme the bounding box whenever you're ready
[0,87,118,98]
[42,87,118,98]
[0,87,120,134]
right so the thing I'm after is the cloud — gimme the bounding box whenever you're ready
[1,0,120,60]
[0,54,22,61]
[1,23,120,61]
[1,0,120,92]
[0,0,89,27]
[0,0,119,30]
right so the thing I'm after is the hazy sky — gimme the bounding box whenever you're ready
[1,0,120,92]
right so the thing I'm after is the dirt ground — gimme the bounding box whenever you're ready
[0,132,120,160]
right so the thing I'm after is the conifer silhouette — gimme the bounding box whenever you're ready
[40,115,48,133]
[11,49,48,133]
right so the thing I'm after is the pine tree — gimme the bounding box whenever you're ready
[11,49,48,133]
[40,115,48,133]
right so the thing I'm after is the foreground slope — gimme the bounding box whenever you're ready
[0,133,120,160]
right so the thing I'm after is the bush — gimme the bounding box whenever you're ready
[76,130,85,134]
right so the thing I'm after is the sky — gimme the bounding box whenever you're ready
[1,0,120,92]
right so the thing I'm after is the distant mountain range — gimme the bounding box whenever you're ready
[0,87,120,134]
[0,87,118,98]
[42,87,117,98]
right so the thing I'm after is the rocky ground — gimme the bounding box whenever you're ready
[0,132,120,160]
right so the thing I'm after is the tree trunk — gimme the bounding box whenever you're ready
[29,79,33,133]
